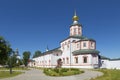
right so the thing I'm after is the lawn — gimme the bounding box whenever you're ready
[43,68,84,76]
[0,71,23,79]
[0,67,29,70]
[90,69,120,80]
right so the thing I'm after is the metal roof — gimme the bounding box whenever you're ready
[72,49,100,55]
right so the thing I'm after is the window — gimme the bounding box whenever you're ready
[49,60,51,63]
[74,28,76,35]
[91,42,94,48]
[68,40,70,43]
[66,57,69,64]
[83,57,87,63]
[74,28,76,33]
[67,41,70,48]
[74,57,78,63]
[34,63,35,65]
[83,42,86,47]
[56,53,59,56]
[62,43,64,50]
[67,44,69,49]
[78,31,80,34]
[65,42,67,45]
[45,61,47,64]
[70,28,72,32]
[63,58,65,64]
[77,44,79,48]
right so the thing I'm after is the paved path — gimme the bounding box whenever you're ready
[0,68,103,80]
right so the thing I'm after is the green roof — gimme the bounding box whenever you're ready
[100,55,120,60]
[110,58,120,61]
[80,37,95,41]
[60,36,95,43]
[69,36,86,40]
[70,23,82,27]
[37,47,62,57]
[72,49,100,55]
[43,48,62,55]
[100,55,110,60]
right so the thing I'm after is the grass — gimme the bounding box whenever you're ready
[43,68,84,76]
[90,69,120,80]
[0,71,23,79]
[0,67,29,70]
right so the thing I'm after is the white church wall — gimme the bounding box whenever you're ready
[101,59,120,69]
[50,53,61,68]
[100,59,111,69]
[108,60,120,69]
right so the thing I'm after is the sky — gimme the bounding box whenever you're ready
[0,0,120,59]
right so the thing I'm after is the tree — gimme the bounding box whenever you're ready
[56,58,62,68]
[0,36,12,65]
[23,51,31,67]
[7,54,17,67]
[33,50,42,58]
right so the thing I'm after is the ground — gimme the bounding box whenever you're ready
[0,68,103,80]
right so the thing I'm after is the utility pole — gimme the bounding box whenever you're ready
[69,39,72,70]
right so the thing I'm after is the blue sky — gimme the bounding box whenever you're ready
[0,0,120,58]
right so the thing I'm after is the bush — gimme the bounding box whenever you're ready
[53,68,59,73]
[43,68,59,76]
[43,68,83,76]
[60,68,68,72]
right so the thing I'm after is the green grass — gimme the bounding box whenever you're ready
[0,71,23,79]
[0,67,29,70]
[90,69,120,80]
[43,68,84,76]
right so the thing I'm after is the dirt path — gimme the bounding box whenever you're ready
[0,68,103,80]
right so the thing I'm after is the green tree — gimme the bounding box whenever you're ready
[33,50,42,58]
[0,36,12,65]
[7,54,17,67]
[23,51,31,67]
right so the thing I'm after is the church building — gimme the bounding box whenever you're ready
[31,12,101,69]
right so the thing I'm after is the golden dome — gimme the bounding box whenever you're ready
[72,11,79,21]
[72,15,79,21]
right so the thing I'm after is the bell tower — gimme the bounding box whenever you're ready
[70,11,82,36]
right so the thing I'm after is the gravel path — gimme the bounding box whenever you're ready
[0,68,103,80]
